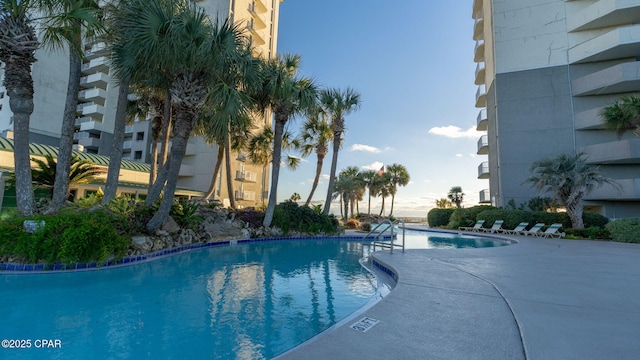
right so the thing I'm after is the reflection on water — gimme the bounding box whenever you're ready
[0,240,376,360]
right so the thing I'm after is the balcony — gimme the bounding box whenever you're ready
[251,12,267,30]
[574,107,605,130]
[478,161,489,179]
[235,190,256,201]
[568,0,640,32]
[584,178,640,201]
[475,62,486,85]
[472,0,483,20]
[81,56,109,75]
[473,17,484,41]
[79,120,105,134]
[254,0,267,13]
[122,140,132,149]
[569,24,640,64]
[80,72,109,89]
[476,109,488,131]
[474,40,485,62]
[581,138,640,164]
[75,133,100,149]
[235,170,257,182]
[76,102,105,119]
[572,61,640,96]
[475,84,487,108]
[477,135,489,155]
[246,20,266,46]
[78,88,107,104]
[479,189,491,204]
[84,42,107,60]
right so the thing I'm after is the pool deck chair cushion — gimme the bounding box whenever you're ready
[459,220,485,232]
[505,222,529,235]
[522,223,545,236]
[541,223,566,238]
[482,220,505,233]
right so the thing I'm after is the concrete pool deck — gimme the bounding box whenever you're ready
[277,226,640,360]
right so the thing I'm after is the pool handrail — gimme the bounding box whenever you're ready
[363,219,406,254]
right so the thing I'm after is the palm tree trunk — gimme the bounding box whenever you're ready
[389,194,395,217]
[50,47,82,212]
[145,157,169,206]
[305,153,325,206]
[7,65,35,216]
[262,117,286,227]
[102,80,129,204]
[146,109,194,232]
[224,137,236,209]
[204,145,224,200]
[323,134,341,215]
[367,191,371,215]
[566,200,585,229]
[159,90,171,168]
[379,197,385,216]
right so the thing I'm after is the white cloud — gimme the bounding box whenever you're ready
[350,144,381,153]
[428,125,480,139]
[321,174,330,180]
[362,161,384,171]
[455,154,463,157]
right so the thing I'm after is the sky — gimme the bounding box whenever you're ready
[274,0,486,218]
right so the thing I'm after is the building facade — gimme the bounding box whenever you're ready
[473,0,640,219]
[0,0,282,208]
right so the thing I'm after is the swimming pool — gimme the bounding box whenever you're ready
[0,231,509,359]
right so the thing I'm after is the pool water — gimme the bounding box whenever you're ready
[0,240,377,360]
[401,229,510,249]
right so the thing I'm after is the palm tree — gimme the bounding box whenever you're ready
[600,95,640,137]
[525,152,617,229]
[0,0,39,215]
[386,163,410,216]
[435,198,453,208]
[321,87,361,216]
[44,0,105,213]
[359,169,377,215]
[111,0,256,232]
[375,172,392,216]
[252,54,318,227]
[332,167,361,220]
[297,107,332,206]
[447,186,464,208]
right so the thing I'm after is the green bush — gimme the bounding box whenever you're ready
[605,218,640,243]
[170,199,204,229]
[234,208,264,228]
[565,227,611,240]
[427,208,454,227]
[448,205,497,229]
[0,210,129,264]
[582,212,609,228]
[271,201,340,235]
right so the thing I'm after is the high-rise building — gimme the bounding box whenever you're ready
[0,0,282,208]
[473,0,640,218]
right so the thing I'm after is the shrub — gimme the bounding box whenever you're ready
[582,212,609,228]
[605,218,640,243]
[427,208,454,228]
[565,227,611,240]
[170,199,204,229]
[271,201,340,235]
[360,222,371,232]
[345,218,360,229]
[234,208,264,228]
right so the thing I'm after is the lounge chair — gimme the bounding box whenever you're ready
[505,222,529,235]
[459,220,485,232]
[540,223,566,238]
[481,220,504,233]
[521,223,545,236]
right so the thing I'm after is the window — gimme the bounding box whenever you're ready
[136,132,144,141]
[134,151,142,160]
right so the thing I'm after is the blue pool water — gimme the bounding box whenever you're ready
[0,231,508,359]
[0,240,377,360]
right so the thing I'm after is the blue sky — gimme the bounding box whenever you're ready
[275,0,486,218]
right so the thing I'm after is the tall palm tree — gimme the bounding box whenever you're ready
[447,186,464,208]
[43,0,105,213]
[600,95,640,138]
[332,167,361,220]
[252,54,318,227]
[386,163,410,216]
[525,152,618,229]
[0,0,39,215]
[297,107,332,206]
[359,169,376,215]
[321,87,361,216]
[111,0,257,232]
[375,172,392,216]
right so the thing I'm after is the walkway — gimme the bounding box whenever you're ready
[277,229,640,360]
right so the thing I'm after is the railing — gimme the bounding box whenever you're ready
[362,219,406,255]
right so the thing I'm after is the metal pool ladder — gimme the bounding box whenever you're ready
[363,219,406,254]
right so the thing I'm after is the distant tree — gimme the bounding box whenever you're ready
[435,198,453,208]
[360,169,377,214]
[386,163,410,216]
[525,152,618,228]
[447,186,465,208]
[600,95,640,138]
[290,192,301,202]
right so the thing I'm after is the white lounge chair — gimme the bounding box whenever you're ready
[521,223,545,236]
[459,220,485,232]
[505,222,529,235]
[482,220,504,233]
[540,223,566,238]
